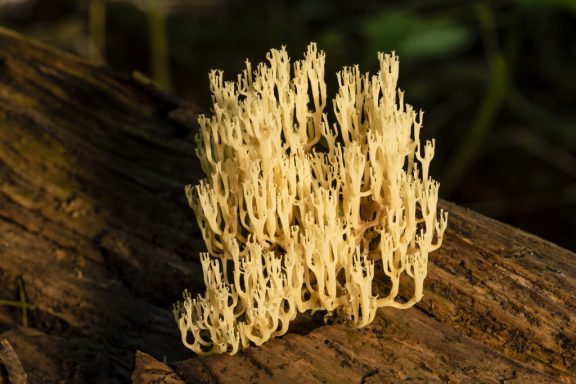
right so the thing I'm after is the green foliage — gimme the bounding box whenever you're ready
[362,12,472,61]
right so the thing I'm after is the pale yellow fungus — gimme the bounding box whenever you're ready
[174,43,448,355]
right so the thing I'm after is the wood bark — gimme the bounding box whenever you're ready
[0,27,574,384]
[0,339,27,384]
[0,26,203,383]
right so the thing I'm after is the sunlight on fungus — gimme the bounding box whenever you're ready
[173,43,448,355]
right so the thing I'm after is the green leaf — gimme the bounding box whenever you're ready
[402,24,471,58]
[362,11,472,61]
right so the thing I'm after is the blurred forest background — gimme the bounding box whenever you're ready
[0,0,574,251]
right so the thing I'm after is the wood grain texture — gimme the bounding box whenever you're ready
[171,200,576,384]
[0,26,203,382]
[0,338,27,384]
[0,27,574,384]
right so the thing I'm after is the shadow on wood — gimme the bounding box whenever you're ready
[0,26,204,382]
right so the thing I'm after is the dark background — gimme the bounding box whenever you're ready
[1,0,574,250]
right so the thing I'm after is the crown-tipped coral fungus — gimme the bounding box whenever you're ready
[174,43,448,355]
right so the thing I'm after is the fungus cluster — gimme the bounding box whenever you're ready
[174,43,448,355]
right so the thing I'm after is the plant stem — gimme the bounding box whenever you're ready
[89,0,106,63]
[0,299,35,310]
[441,2,508,194]
[148,0,172,91]
[18,278,29,327]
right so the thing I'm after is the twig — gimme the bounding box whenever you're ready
[0,300,35,310]
[17,278,29,328]
[0,278,35,325]
[0,339,27,384]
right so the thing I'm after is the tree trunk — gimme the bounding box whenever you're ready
[0,27,574,384]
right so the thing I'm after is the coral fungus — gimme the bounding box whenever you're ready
[174,43,448,355]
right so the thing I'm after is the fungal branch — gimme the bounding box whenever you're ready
[174,43,448,355]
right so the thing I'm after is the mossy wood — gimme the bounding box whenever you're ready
[0,27,574,384]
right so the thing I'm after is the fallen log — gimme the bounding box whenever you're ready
[0,26,202,382]
[169,201,576,383]
[0,27,574,384]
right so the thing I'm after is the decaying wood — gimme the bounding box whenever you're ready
[0,339,27,384]
[0,27,574,383]
[0,26,202,382]
[169,202,576,383]
[132,351,185,384]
